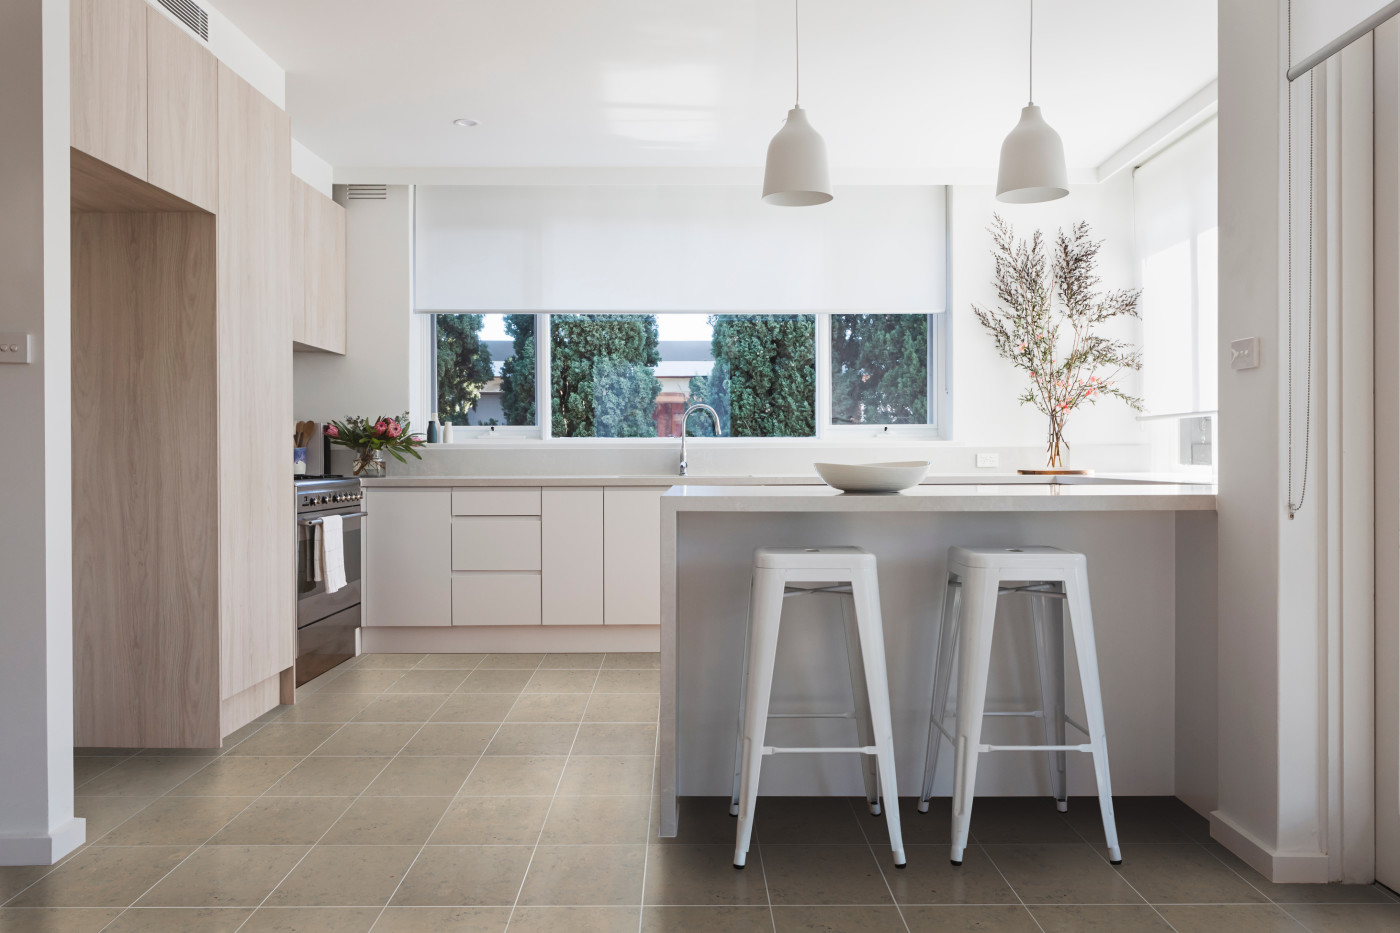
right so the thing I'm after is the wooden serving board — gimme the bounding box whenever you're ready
[1017,469,1094,476]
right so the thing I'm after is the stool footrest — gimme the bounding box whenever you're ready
[977,743,1093,753]
[768,711,857,720]
[763,745,877,756]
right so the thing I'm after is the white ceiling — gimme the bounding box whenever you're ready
[213,0,1217,181]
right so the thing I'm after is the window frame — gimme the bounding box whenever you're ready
[423,310,950,443]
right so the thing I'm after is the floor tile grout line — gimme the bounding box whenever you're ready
[503,658,599,929]
[8,712,290,915]
[218,659,471,933]
[634,688,662,933]
[975,841,1051,933]
[1056,806,1185,933]
[89,680,417,933]
[852,797,912,933]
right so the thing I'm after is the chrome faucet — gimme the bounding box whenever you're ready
[679,404,722,476]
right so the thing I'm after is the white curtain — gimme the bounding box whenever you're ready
[413,185,946,313]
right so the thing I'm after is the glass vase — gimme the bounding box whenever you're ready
[352,450,386,477]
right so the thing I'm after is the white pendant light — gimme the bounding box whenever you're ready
[996,0,1069,204]
[762,0,832,206]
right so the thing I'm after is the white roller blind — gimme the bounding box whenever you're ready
[1291,0,1398,76]
[414,185,946,312]
[1134,118,1218,416]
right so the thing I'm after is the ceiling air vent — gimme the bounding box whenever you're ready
[156,0,208,41]
[347,185,389,200]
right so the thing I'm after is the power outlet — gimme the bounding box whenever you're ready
[976,452,999,469]
[1229,337,1260,371]
[0,333,31,364]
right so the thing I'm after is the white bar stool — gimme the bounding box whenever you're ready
[917,545,1121,867]
[731,546,906,869]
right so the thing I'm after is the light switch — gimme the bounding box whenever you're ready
[976,452,999,469]
[0,333,32,364]
[1230,337,1260,371]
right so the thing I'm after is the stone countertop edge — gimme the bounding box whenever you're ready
[359,473,1214,489]
[658,483,1218,512]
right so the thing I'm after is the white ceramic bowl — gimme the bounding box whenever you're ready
[813,461,930,494]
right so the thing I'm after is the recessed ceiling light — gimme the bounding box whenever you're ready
[452,118,480,127]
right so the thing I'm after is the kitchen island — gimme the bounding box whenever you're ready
[657,482,1218,837]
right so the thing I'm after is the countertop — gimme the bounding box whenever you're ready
[659,482,1218,512]
[361,473,1208,489]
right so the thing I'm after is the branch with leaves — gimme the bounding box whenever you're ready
[972,215,1143,468]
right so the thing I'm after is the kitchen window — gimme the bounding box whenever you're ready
[431,311,942,440]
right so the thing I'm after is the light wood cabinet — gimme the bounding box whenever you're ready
[604,486,665,626]
[291,179,347,354]
[146,7,217,211]
[366,488,453,626]
[542,488,604,626]
[71,0,147,180]
[216,63,294,723]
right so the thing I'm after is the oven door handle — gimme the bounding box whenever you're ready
[300,511,368,526]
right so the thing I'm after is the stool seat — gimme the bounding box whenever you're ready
[920,545,1121,866]
[731,545,906,869]
[948,545,1085,572]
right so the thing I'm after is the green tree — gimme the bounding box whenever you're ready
[499,313,537,426]
[435,314,494,424]
[550,315,662,437]
[688,315,816,437]
[830,314,929,424]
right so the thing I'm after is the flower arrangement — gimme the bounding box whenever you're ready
[324,413,425,476]
[972,216,1143,471]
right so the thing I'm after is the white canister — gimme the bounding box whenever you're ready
[441,423,453,443]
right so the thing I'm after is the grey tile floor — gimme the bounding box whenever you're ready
[1,652,1394,932]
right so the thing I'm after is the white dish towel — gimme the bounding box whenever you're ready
[317,514,347,595]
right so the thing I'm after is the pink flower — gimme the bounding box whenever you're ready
[385,420,403,439]
[323,424,338,438]
[1017,342,1027,352]
[373,419,390,437]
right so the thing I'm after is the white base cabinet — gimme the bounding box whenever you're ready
[366,484,663,633]
[542,488,604,626]
[365,488,451,627]
[604,487,665,627]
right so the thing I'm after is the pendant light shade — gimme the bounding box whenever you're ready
[995,0,1068,204]
[996,105,1068,203]
[763,107,832,206]
[762,1,831,206]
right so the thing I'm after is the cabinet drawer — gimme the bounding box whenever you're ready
[452,517,540,570]
[452,574,541,626]
[452,487,540,516]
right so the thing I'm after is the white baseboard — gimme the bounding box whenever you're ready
[361,625,660,654]
[1210,809,1330,883]
[0,818,86,866]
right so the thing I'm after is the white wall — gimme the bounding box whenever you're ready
[292,140,333,198]
[0,0,84,866]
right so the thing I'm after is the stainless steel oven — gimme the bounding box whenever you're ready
[295,477,364,686]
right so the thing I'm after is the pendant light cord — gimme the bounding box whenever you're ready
[794,0,801,107]
[1028,0,1034,104]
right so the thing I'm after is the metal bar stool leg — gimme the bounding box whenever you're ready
[733,568,785,869]
[1064,564,1122,864]
[1031,588,1068,812]
[840,593,882,816]
[950,569,999,866]
[850,568,905,867]
[730,575,755,817]
[919,572,962,812]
